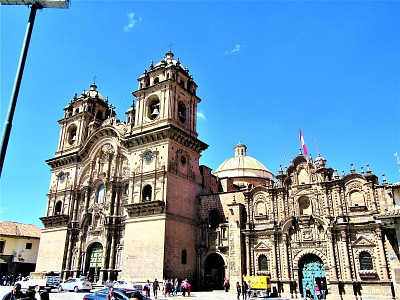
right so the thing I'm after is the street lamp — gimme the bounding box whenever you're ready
[0,0,70,177]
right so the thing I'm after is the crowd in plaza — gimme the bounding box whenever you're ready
[143,278,192,299]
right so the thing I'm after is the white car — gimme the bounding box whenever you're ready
[113,280,143,292]
[58,277,92,292]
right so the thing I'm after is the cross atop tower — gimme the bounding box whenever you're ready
[92,75,98,84]
[167,42,173,52]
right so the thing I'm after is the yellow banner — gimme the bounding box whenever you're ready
[243,276,271,290]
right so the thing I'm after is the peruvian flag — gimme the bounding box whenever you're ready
[299,129,308,155]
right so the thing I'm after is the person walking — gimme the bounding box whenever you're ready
[186,280,191,296]
[305,283,312,300]
[320,281,326,299]
[236,282,242,300]
[143,280,151,298]
[241,281,248,300]
[223,278,229,292]
[314,282,321,300]
[153,278,160,299]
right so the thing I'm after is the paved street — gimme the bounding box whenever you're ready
[0,286,302,300]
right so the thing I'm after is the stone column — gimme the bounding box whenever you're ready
[74,235,83,277]
[99,240,109,284]
[64,233,74,280]
[376,227,389,280]
[282,234,289,280]
[326,228,338,281]
[246,236,251,275]
[340,230,352,280]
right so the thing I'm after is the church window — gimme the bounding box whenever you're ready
[67,125,77,145]
[148,98,160,120]
[96,110,103,119]
[209,209,219,229]
[359,251,373,270]
[256,201,267,217]
[258,255,268,271]
[299,196,311,215]
[350,191,365,207]
[26,243,32,250]
[181,250,187,264]
[298,168,309,184]
[97,184,105,203]
[55,201,62,215]
[178,102,186,123]
[153,77,159,84]
[124,184,129,195]
[143,185,152,201]
[75,108,79,114]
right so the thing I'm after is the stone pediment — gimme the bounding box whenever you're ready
[254,241,271,251]
[352,236,375,247]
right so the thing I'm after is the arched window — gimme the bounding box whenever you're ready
[359,251,373,270]
[178,102,186,123]
[256,202,267,216]
[55,201,62,215]
[153,77,159,84]
[299,196,311,215]
[124,184,129,196]
[258,255,268,271]
[181,250,187,264]
[350,191,365,207]
[209,210,219,229]
[298,168,309,184]
[97,184,105,203]
[143,185,152,201]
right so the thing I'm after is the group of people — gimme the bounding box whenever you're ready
[235,280,252,300]
[142,278,192,299]
[1,274,22,287]
[305,281,327,300]
[2,283,50,300]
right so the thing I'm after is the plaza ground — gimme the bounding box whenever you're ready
[0,286,302,300]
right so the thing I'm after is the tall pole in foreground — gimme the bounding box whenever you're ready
[0,0,70,178]
[0,4,39,177]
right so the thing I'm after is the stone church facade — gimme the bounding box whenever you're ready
[35,51,400,299]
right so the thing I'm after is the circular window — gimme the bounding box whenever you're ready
[181,156,187,165]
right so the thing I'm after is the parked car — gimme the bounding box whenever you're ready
[58,277,92,292]
[112,280,143,292]
[83,288,150,300]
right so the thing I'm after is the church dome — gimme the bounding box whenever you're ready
[214,143,274,181]
[77,84,106,101]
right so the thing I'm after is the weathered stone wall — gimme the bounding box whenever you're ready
[121,216,165,281]
[35,228,67,272]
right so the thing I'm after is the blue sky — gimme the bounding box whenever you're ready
[1,0,399,227]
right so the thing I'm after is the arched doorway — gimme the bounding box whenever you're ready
[204,253,225,290]
[86,243,103,283]
[298,254,326,298]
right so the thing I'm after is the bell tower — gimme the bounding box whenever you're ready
[131,51,200,136]
[121,51,208,281]
[56,83,113,156]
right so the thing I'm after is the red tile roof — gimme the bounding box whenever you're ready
[0,221,41,238]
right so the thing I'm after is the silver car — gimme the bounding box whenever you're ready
[58,277,92,292]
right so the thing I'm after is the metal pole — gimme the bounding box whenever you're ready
[0,4,39,178]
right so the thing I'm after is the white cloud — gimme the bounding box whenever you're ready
[123,12,141,32]
[224,44,241,55]
[197,111,206,120]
